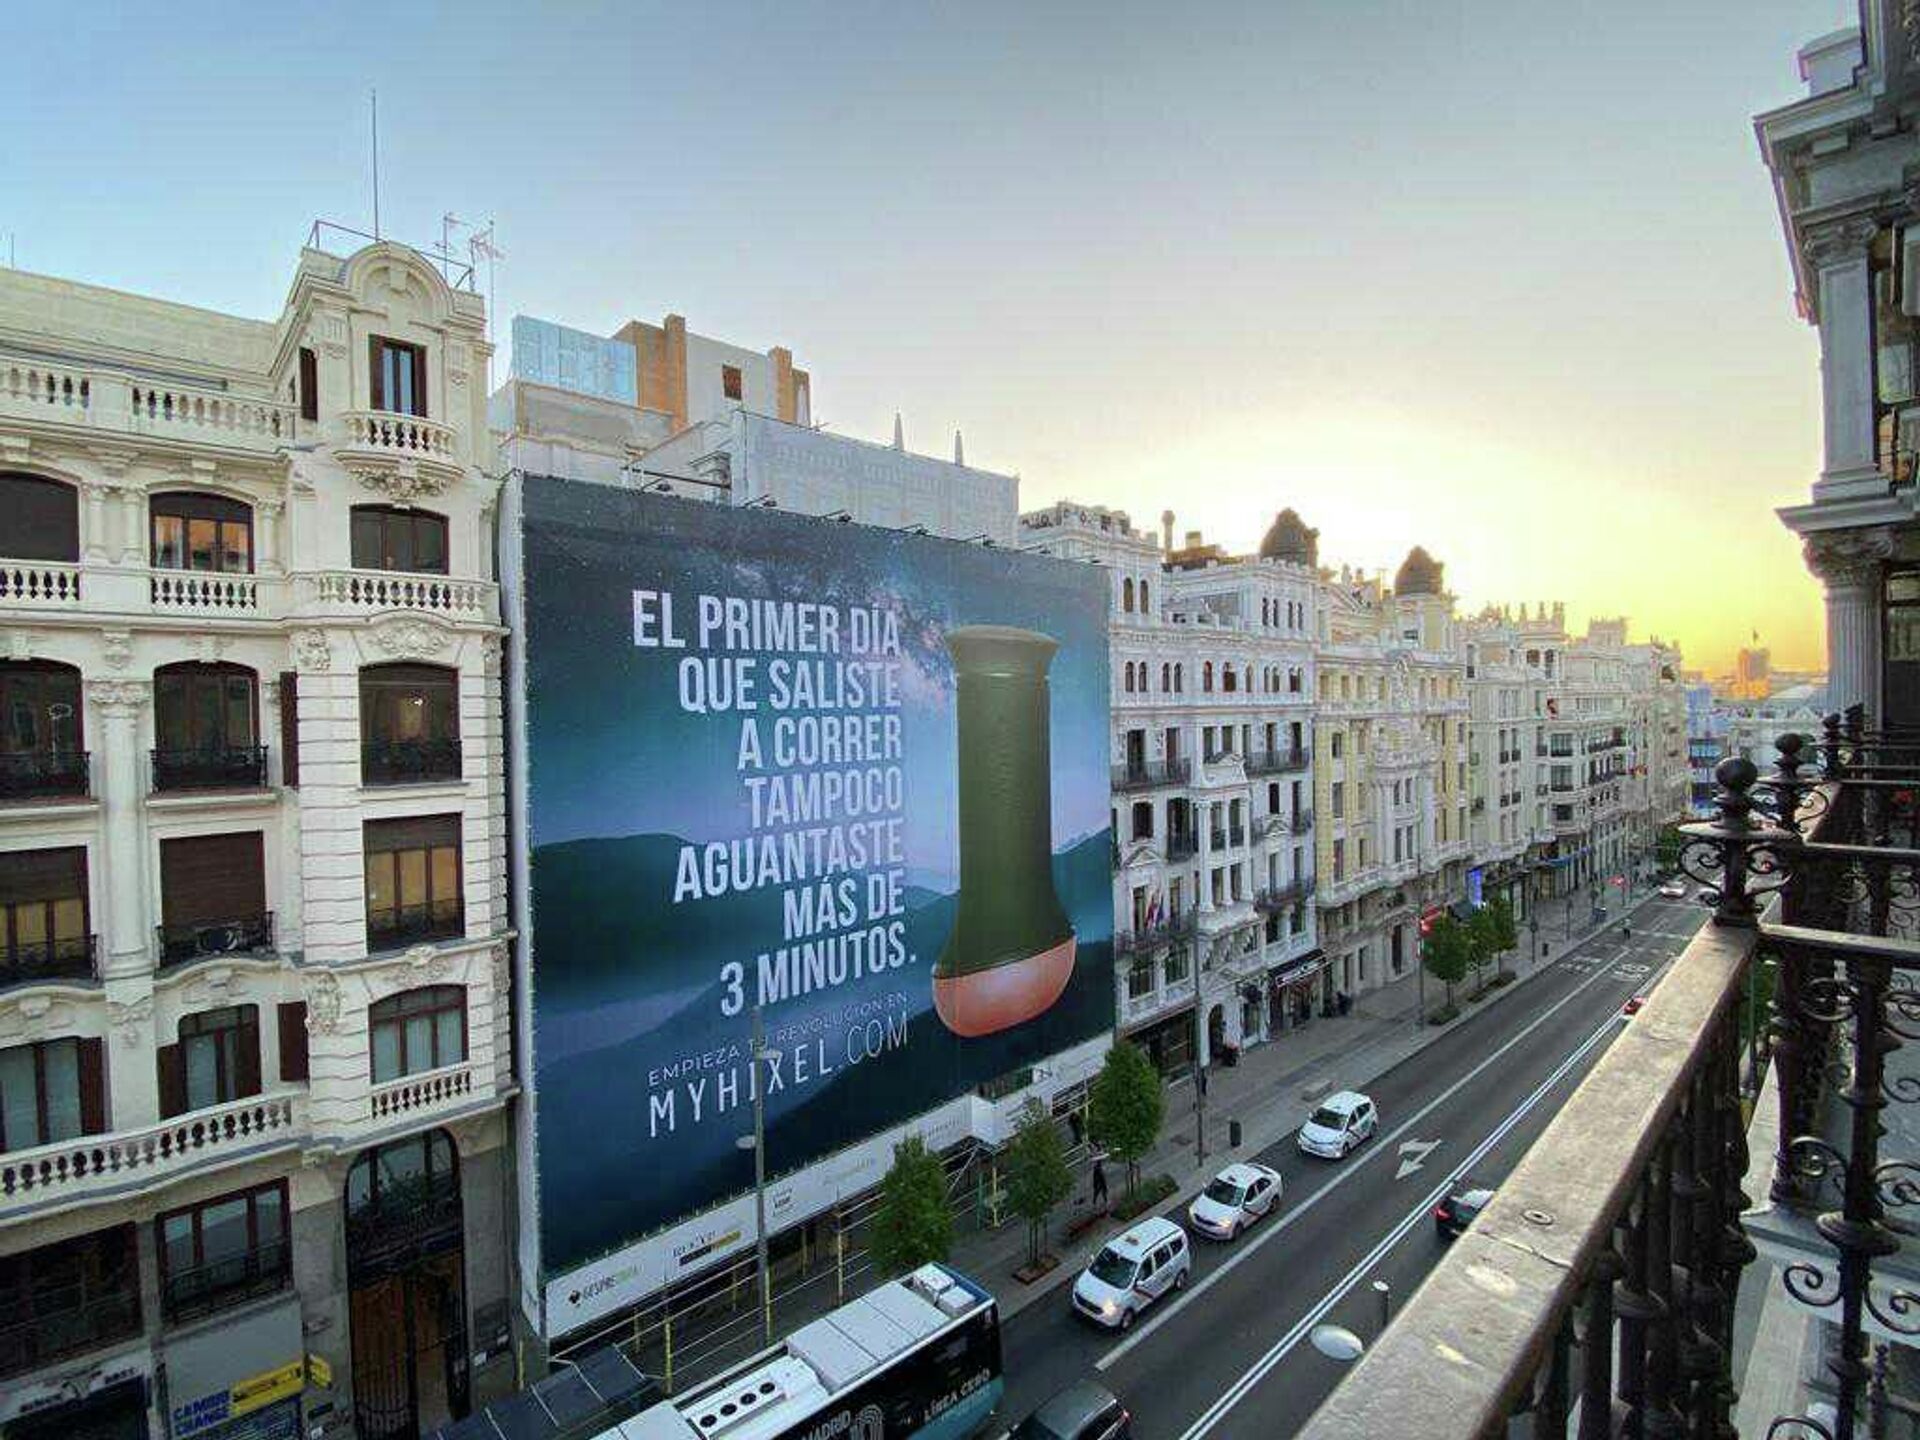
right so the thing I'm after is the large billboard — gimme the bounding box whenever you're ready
[504,474,1112,1326]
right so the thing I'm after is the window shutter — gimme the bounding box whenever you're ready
[278,672,299,788]
[411,345,428,418]
[160,833,266,927]
[236,1009,262,1098]
[79,1037,107,1134]
[278,1002,309,1082]
[157,1044,186,1118]
[298,348,318,422]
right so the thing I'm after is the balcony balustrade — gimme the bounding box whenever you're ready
[0,352,296,453]
[0,1091,304,1222]
[361,737,463,786]
[0,933,96,988]
[151,744,269,792]
[308,569,495,617]
[150,568,259,613]
[1110,757,1192,791]
[1245,746,1309,776]
[0,749,89,801]
[0,560,81,607]
[1299,710,1920,1440]
[157,912,274,967]
[1113,911,1198,958]
[339,408,457,462]
[366,898,465,950]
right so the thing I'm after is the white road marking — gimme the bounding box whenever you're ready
[1393,1140,1440,1180]
[1094,939,1666,1373]
[1174,1007,1629,1440]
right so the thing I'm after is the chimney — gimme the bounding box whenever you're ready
[1160,510,1174,552]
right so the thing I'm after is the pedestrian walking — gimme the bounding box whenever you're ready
[1091,1152,1110,1210]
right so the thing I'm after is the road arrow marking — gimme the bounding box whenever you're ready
[1395,1139,1440,1180]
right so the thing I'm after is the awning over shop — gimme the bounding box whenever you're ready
[1271,948,1329,987]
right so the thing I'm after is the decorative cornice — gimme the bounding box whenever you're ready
[369,618,452,660]
[1804,527,1897,588]
[352,459,449,503]
[109,995,152,1047]
[85,678,150,715]
[307,971,342,1034]
[1803,215,1880,268]
[292,629,332,672]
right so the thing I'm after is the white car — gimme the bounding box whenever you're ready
[1297,1090,1378,1159]
[1188,1162,1283,1240]
[1657,879,1687,899]
[1071,1215,1190,1330]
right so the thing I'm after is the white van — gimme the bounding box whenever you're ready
[1070,1214,1191,1330]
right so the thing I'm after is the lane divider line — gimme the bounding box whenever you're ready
[1094,938,1670,1372]
[1175,1007,1630,1440]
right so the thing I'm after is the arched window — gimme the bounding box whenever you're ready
[1123,664,1134,694]
[1202,662,1214,693]
[1223,667,1237,693]
[0,473,79,563]
[1122,578,1135,613]
[360,663,460,784]
[0,660,85,800]
[1139,579,1150,613]
[1161,663,1171,692]
[351,505,449,575]
[346,1129,459,1229]
[368,985,467,1083]
[154,662,260,789]
[150,492,253,573]
[1174,664,1183,694]
[1289,668,1302,694]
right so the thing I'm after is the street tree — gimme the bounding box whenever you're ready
[1469,897,1519,987]
[869,1134,952,1274]
[1004,1099,1073,1270]
[1088,1041,1164,1201]
[1423,913,1474,1012]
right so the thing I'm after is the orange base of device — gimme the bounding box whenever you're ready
[932,935,1077,1037]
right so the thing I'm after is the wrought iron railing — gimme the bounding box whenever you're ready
[0,749,89,801]
[1111,758,1192,791]
[161,1238,291,1322]
[1113,911,1198,958]
[156,913,274,966]
[1299,716,1920,1440]
[0,1280,141,1380]
[1246,746,1310,776]
[361,736,463,785]
[366,898,464,950]
[151,744,269,792]
[0,933,97,987]
[1167,832,1199,862]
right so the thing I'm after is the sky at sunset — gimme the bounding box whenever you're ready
[3,2,1856,675]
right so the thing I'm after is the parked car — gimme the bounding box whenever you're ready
[1297,1090,1378,1159]
[1071,1216,1191,1330]
[1188,1162,1283,1240]
[1622,995,1645,1016]
[1434,1186,1495,1239]
[1009,1380,1133,1440]
[1657,879,1687,899]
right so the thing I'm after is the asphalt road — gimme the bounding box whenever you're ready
[995,894,1710,1440]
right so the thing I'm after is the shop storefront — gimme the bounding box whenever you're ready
[1267,950,1330,1032]
[163,1294,307,1440]
[1128,1005,1196,1079]
[7,1376,151,1440]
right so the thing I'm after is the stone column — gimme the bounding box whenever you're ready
[87,678,152,979]
[1806,528,1896,722]
[1807,217,1884,501]
[82,481,114,563]
[1197,801,1214,912]
[256,495,285,576]
[115,484,147,566]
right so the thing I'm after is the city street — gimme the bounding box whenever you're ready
[995,893,1710,1439]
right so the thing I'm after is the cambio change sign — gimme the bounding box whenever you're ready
[503,476,1111,1328]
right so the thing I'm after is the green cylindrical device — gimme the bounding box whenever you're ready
[933,625,1077,1037]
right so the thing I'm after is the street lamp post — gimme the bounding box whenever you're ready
[735,1003,773,1345]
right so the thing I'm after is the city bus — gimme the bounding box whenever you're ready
[608,1263,1004,1440]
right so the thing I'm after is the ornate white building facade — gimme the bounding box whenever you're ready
[0,238,514,1440]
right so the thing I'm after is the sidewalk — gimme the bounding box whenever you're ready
[961,883,1667,1325]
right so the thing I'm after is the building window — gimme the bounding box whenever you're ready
[298,347,319,422]
[159,1006,261,1118]
[369,986,467,1083]
[151,492,253,573]
[1330,731,1342,760]
[371,337,427,417]
[153,663,262,791]
[0,472,79,562]
[721,364,743,401]
[360,663,461,784]
[1203,662,1214,692]
[159,1180,290,1322]
[0,1227,140,1381]
[0,1037,103,1151]
[350,505,449,575]
[0,848,90,984]
[1163,947,1190,985]
[1131,800,1153,841]
[365,815,464,949]
[1126,957,1153,1000]
[1331,781,1345,818]
[1122,577,1135,613]
[0,660,87,802]
[1140,580,1149,611]
[158,833,270,966]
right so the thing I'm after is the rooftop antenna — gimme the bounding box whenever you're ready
[369,89,382,240]
[439,212,466,275]
[468,221,504,390]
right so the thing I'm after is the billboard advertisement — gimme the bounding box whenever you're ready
[504,474,1112,1324]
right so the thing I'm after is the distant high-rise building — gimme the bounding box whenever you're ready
[1732,645,1772,700]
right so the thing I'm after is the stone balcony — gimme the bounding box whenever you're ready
[0,559,498,626]
[0,352,298,454]
[335,409,463,495]
[1119,975,1196,1029]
